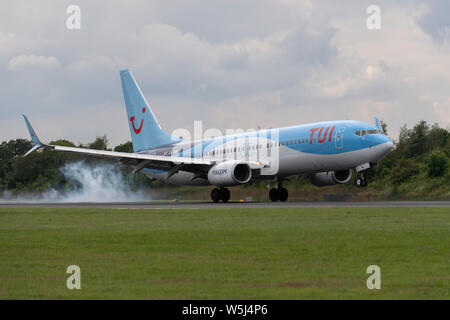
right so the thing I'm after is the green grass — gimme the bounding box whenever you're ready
[0,207,448,299]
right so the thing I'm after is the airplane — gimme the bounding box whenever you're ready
[22,69,394,202]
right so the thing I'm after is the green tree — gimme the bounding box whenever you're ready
[380,120,388,134]
[114,141,133,153]
[390,159,420,184]
[406,120,429,157]
[428,123,448,150]
[86,135,109,150]
[427,151,449,178]
[50,139,76,147]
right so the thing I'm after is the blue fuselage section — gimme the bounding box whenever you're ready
[141,120,393,184]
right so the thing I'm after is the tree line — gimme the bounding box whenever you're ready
[0,121,448,195]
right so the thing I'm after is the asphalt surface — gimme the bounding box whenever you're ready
[0,201,449,209]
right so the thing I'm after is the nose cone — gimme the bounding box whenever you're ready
[383,141,394,153]
[377,135,394,158]
[371,135,394,162]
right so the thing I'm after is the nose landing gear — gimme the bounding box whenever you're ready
[211,187,231,202]
[269,181,288,202]
[356,173,367,187]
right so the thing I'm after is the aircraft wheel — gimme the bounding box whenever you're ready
[221,188,230,202]
[356,178,363,186]
[279,188,288,202]
[211,188,221,202]
[269,188,279,202]
[356,176,367,187]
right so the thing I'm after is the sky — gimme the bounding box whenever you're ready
[1,0,449,147]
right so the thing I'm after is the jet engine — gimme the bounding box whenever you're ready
[207,161,252,186]
[309,169,352,186]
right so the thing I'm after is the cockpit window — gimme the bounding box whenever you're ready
[356,128,381,136]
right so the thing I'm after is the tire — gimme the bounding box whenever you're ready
[221,188,230,202]
[269,188,279,202]
[279,188,288,202]
[356,178,362,186]
[361,178,367,187]
[211,188,221,202]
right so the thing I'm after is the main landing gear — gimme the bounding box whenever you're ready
[269,181,288,202]
[211,187,231,203]
[356,173,367,187]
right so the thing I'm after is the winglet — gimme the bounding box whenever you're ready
[374,117,384,133]
[22,115,45,156]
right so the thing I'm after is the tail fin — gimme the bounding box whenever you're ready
[120,70,179,152]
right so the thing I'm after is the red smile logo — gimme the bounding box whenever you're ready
[130,107,146,135]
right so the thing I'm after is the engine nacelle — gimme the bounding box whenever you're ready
[207,161,252,186]
[309,169,352,186]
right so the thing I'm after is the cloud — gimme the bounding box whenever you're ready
[8,54,61,70]
[433,98,450,124]
[417,0,450,43]
[0,0,448,147]
[0,32,15,43]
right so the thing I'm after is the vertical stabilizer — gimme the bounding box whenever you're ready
[120,70,179,152]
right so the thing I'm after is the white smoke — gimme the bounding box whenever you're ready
[0,161,150,202]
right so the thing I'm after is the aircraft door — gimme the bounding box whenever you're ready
[335,127,345,149]
[245,136,249,161]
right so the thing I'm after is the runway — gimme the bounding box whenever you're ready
[0,201,449,209]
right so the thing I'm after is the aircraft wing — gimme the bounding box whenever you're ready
[22,115,266,173]
[50,144,213,163]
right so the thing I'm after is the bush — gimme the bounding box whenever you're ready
[379,167,390,178]
[427,151,449,178]
[391,159,420,184]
